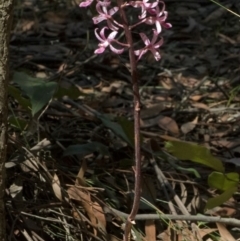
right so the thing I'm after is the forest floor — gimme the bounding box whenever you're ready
[6,0,240,240]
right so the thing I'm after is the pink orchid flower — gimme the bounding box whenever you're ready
[94,27,125,54]
[93,2,119,30]
[79,0,94,7]
[80,0,110,8]
[130,0,159,19]
[134,29,163,61]
[145,8,172,33]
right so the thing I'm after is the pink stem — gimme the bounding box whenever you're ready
[116,1,142,241]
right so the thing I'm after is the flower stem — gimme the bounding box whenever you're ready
[116,1,142,240]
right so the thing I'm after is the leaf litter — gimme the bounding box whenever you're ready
[6,0,240,240]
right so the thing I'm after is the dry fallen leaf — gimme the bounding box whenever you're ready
[76,159,87,186]
[68,186,106,234]
[178,226,202,241]
[190,95,203,101]
[52,173,62,201]
[158,115,179,135]
[211,140,240,149]
[216,222,236,241]
[158,227,171,241]
[181,116,198,134]
[44,11,68,24]
[141,104,165,119]
[159,135,180,141]
[198,229,218,238]
[145,220,156,241]
[92,201,107,232]
[191,102,209,111]
[68,186,96,224]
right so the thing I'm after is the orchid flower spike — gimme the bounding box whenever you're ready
[93,2,119,30]
[145,6,172,33]
[94,27,125,54]
[134,29,163,61]
[130,0,159,19]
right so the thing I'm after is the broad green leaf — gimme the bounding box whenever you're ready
[8,85,31,111]
[100,116,132,146]
[165,140,224,172]
[208,172,239,191]
[140,176,157,210]
[119,158,134,168]
[64,142,109,157]
[118,116,134,147]
[118,116,143,147]
[12,72,58,116]
[30,82,57,115]
[8,116,27,130]
[205,187,237,210]
[54,85,81,99]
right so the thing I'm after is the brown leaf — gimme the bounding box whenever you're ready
[101,81,127,94]
[68,186,96,227]
[181,116,198,134]
[44,11,68,24]
[218,33,236,45]
[158,227,171,241]
[52,173,62,201]
[190,95,203,101]
[216,223,236,241]
[159,77,175,90]
[145,220,156,241]
[178,226,201,241]
[159,135,180,141]
[76,159,87,186]
[68,186,106,233]
[109,235,122,241]
[158,115,179,135]
[92,201,107,232]
[140,116,160,128]
[141,104,165,119]
[197,228,217,239]
[213,206,236,217]
[21,20,36,32]
[191,102,209,111]
[211,140,240,149]
[207,92,224,99]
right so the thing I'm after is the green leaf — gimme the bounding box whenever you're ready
[54,85,81,99]
[117,116,134,147]
[31,83,57,115]
[12,72,58,116]
[119,158,134,168]
[8,116,28,130]
[100,116,133,146]
[208,172,239,191]
[205,187,237,210]
[118,116,143,147]
[64,142,109,157]
[8,85,31,111]
[165,140,224,172]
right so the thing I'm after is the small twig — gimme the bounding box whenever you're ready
[104,206,240,226]
[149,156,190,216]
